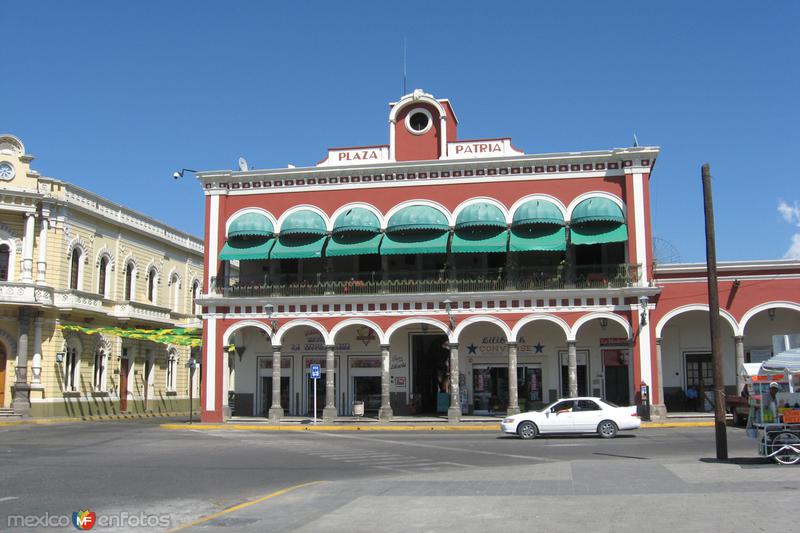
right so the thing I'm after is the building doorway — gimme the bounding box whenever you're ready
[257,356,292,416]
[603,349,630,405]
[411,334,449,414]
[303,356,338,417]
[349,356,382,415]
[559,350,589,397]
[119,353,129,411]
[0,343,6,406]
[685,352,713,412]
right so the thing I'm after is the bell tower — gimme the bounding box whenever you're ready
[388,89,458,162]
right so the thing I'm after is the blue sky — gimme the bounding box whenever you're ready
[4,1,799,262]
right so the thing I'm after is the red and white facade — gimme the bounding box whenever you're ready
[195,90,800,423]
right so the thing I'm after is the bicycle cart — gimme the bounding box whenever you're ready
[748,371,800,465]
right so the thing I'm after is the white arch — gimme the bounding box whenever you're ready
[453,315,512,344]
[274,319,331,347]
[452,197,511,225]
[571,312,632,342]
[224,207,278,236]
[222,320,273,346]
[739,301,800,336]
[63,331,83,355]
[276,205,331,234]
[508,194,568,224]
[511,314,572,342]
[94,247,115,270]
[329,318,388,345]
[565,191,626,222]
[0,328,17,357]
[328,202,385,232]
[654,304,739,339]
[385,317,452,344]
[388,91,447,124]
[384,199,454,228]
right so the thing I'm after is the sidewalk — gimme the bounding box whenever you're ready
[0,411,199,428]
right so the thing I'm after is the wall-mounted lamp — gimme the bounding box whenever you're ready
[599,317,608,330]
[172,168,198,180]
[442,299,455,331]
[639,295,649,326]
[768,308,776,321]
[265,303,278,333]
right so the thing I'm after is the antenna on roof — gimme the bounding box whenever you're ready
[403,37,407,96]
[238,157,249,171]
[633,133,640,147]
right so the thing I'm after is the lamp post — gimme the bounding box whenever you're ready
[172,168,198,180]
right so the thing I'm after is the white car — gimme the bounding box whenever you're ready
[501,397,641,439]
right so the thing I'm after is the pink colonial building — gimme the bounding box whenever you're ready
[194,90,800,423]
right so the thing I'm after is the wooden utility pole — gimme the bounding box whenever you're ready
[701,163,728,460]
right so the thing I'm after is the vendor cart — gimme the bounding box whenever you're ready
[748,370,800,465]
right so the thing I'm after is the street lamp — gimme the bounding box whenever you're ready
[442,299,455,331]
[639,295,649,326]
[265,303,278,333]
[173,168,198,180]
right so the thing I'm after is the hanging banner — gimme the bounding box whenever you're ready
[58,325,202,348]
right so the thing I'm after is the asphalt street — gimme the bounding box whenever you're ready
[0,421,797,532]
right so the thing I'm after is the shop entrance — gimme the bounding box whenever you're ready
[349,356,382,414]
[257,356,292,416]
[473,365,543,414]
[603,349,630,405]
[411,334,449,414]
[119,354,129,411]
[559,350,589,397]
[685,352,713,412]
[303,357,338,416]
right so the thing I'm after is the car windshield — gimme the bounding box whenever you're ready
[599,399,620,408]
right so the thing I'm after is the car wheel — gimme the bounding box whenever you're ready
[597,420,618,438]
[517,421,538,440]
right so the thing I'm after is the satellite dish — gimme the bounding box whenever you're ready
[238,157,249,171]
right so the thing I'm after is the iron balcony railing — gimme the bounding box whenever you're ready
[210,263,641,298]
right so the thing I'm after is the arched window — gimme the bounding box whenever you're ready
[0,243,9,281]
[64,343,79,392]
[147,268,157,303]
[166,349,177,391]
[191,280,200,314]
[98,256,108,297]
[125,262,134,301]
[69,248,81,290]
[170,274,180,313]
[93,350,107,391]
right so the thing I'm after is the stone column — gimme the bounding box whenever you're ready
[448,343,461,423]
[323,344,337,421]
[269,346,283,422]
[31,314,43,386]
[21,212,35,282]
[652,337,667,419]
[507,342,520,415]
[378,344,393,421]
[12,309,32,416]
[567,340,578,398]
[36,217,48,284]
[734,336,745,395]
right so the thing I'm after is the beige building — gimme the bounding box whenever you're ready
[0,134,203,417]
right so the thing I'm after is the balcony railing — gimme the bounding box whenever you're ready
[210,263,641,298]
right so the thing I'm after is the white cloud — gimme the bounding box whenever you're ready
[786,234,800,260]
[778,200,800,226]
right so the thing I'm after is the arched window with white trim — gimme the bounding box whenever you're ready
[98,256,109,297]
[0,243,9,281]
[191,280,200,315]
[69,248,82,290]
[147,267,157,304]
[93,349,107,391]
[124,262,135,301]
[166,349,177,391]
[170,273,180,313]
[64,340,81,392]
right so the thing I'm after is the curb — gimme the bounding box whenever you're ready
[0,412,199,428]
[159,420,717,432]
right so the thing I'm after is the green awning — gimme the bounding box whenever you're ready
[455,203,506,230]
[451,228,508,253]
[280,210,327,236]
[386,205,449,232]
[380,231,449,255]
[571,197,624,224]
[270,235,327,259]
[333,208,381,233]
[509,226,567,252]
[219,238,274,260]
[228,212,274,238]
[512,199,564,227]
[570,223,628,245]
[326,233,383,257]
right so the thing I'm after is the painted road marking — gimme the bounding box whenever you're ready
[166,480,325,532]
[0,496,19,503]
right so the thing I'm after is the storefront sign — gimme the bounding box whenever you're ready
[600,337,629,347]
[465,335,538,355]
[317,145,390,167]
[355,327,377,346]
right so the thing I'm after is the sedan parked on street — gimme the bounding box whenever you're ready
[501,398,641,439]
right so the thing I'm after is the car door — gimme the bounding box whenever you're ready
[572,399,605,431]
[540,400,575,432]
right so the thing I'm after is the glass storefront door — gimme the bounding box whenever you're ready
[349,356,382,414]
[260,376,291,416]
[473,365,543,414]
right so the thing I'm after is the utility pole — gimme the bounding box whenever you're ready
[701,163,728,461]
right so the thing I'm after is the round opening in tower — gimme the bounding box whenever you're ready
[406,108,433,135]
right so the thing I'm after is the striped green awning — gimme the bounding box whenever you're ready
[386,205,449,232]
[451,228,508,253]
[455,203,506,230]
[219,238,274,260]
[333,208,381,234]
[512,199,564,227]
[280,210,327,236]
[509,226,567,252]
[270,235,327,259]
[571,197,624,224]
[326,233,383,257]
[570,224,628,245]
[380,231,449,255]
[228,213,274,238]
